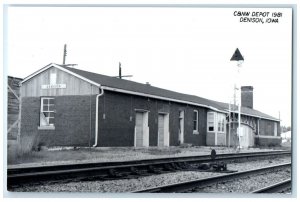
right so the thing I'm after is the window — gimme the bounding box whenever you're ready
[207,112,215,132]
[39,97,55,128]
[217,113,226,133]
[208,112,225,133]
[193,110,199,133]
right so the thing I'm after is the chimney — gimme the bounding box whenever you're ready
[241,86,253,109]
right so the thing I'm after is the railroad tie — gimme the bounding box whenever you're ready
[147,165,161,174]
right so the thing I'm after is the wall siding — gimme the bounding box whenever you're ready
[206,132,215,146]
[217,133,226,146]
[21,67,99,97]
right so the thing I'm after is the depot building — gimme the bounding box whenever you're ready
[19,63,281,148]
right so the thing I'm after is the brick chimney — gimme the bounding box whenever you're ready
[241,86,253,109]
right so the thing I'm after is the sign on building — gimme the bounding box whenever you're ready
[41,84,67,89]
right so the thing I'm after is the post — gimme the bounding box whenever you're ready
[228,100,231,147]
[63,44,67,65]
[237,61,242,149]
[119,62,122,79]
[230,48,244,150]
[237,61,242,148]
[17,87,22,144]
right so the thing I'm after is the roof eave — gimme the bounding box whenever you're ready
[102,86,228,113]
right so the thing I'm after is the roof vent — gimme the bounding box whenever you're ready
[146,82,151,86]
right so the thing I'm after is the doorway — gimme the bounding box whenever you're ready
[134,111,149,147]
[158,113,169,147]
[178,110,184,144]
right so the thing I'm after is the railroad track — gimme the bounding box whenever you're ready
[251,179,291,193]
[132,163,291,193]
[7,150,290,188]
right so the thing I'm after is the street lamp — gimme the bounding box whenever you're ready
[230,48,244,149]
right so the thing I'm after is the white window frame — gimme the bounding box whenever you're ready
[193,110,199,134]
[217,113,226,133]
[38,97,55,130]
[207,112,215,132]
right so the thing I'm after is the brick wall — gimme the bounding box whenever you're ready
[97,92,135,146]
[53,95,96,146]
[20,97,40,147]
[255,136,282,146]
[21,91,281,148]
[259,119,280,136]
[21,95,96,147]
[241,86,253,108]
[183,106,207,146]
[21,91,209,148]
[97,91,208,147]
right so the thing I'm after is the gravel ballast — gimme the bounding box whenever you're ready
[10,156,291,193]
[190,169,291,193]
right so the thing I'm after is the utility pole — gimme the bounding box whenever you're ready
[114,62,133,79]
[228,99,231,147]
[63,44,67,65]
[230,48,244,149]
[119,62,122,79]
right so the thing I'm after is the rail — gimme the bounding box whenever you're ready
[132,163,291,193]
[251,179,291,193]
[7,150,291,188]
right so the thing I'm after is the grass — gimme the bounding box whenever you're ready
[7,144,287,167]
[7,146,199,165]
[8,147,97,165]
[7,132,41,165]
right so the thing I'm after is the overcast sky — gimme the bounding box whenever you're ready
[6,6,292,126]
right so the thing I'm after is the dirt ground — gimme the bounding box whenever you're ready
[7,145,289,168]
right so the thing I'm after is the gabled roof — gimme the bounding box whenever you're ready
[59,64,225,112]
[21,63,101,87]
[22,63,280,121]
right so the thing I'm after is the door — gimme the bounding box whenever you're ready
[179,111,184,144]
[239,124,255,148]
[158,114,164,147]
[135,112,144,147]
[134,111,149,147]
[158,113,169,147]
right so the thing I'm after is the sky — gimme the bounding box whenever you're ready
[5,6,292,126]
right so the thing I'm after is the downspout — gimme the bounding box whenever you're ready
[93,87,104,147]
